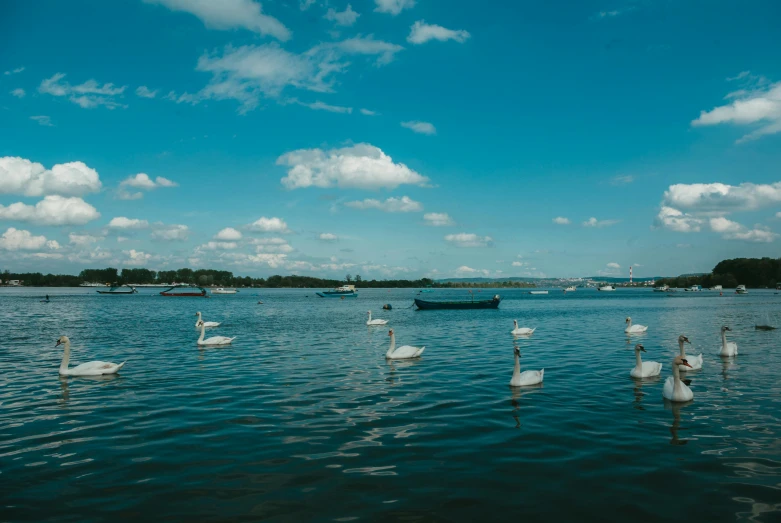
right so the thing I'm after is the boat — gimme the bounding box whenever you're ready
[97,285,138,295]
[598,285,615,292]
[653,285,669,292]
[414,294,501,310]
[316,285,357,298]
[530,290,548,295]
[684,285,702,292]
[735,285,748,295]
[710,285,723,291]
[160,285,207,297]
[211,288,238,294]
[564,286,577,292]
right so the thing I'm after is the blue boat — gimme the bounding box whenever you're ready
[316,285,358,298]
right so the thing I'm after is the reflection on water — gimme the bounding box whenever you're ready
[2,287,781,521]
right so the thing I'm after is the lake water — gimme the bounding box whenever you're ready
[2,286,781,522]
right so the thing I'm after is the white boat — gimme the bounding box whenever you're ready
[530,290,548,295]
[653,285,669,292]
[211,288,238,295]
[564,286,577,292]
[735,285,748,295]
[710,285,723,291]
[598,285,615,292]
[685,285,702,292]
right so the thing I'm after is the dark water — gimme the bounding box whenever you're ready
[2,287,781,522]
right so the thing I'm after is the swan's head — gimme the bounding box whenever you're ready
[635,344,646,352]
[195,311,201,317]
[196,320,204,327]
[625,317,631,323]
[514,347,520,356]
[674,355,692,368]
[513,320,518,326]
[678,335,690,344]
[55,335,69,347]
[722,325,731,332]
[388,329,394,337]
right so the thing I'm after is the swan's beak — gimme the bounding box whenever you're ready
[684,337,690,344]
[55,339,61,347]
[682,359,692,368]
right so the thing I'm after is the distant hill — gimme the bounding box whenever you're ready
[437,276,662,284]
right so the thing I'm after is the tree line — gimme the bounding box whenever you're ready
[655,257,781,289]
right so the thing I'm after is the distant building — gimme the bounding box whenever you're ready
[7,280,21,286]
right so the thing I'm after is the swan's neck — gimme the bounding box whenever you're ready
[368,312,371,321]
[626,319,632,329]
[635,350,643,368]
[60,341,71,372]
[721,330,727,348]
[513,351,521,379]
[198,322,205,342]
[679,340,686,357]
[672,362,681,384]
[387,334,395,358]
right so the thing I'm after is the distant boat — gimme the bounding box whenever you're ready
[97,285,138,295]
[160,285,207,297]
[598,285,615,292]
[317,285,357,298]
[710,285,723,291]
[564,286,577,292]
[735,285,748,295]
[414,294,501,310]
[211,288,238,295]
[530,290,548,295]
[684,285,702,292]
[653,285,669,292]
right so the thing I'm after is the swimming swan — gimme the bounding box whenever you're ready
[663,355,693,402]
[56,336,126,376]
[195,311,220,329]
[386,329,424,359]
[366,311,389,326]
[625,317,648,334]
[677,335,702,370]
[511,320,536,336]
[510,346,544,386]
[720,326,738,357]
[630,343,662,378]
[197,320,235,346]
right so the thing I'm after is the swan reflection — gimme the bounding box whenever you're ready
[664,399,692,446]
[509,382,543,429]
[631,375,661,411]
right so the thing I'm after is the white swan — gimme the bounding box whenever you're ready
[366,311,388,326]
[625,316,648,334]
[56,336,126,376]
[630,343,662,378]
[511,320,536,336]
[510,346,544,386]
[195,311,220,329]
[197,320,235,346]
[386,329,424,359]
[663,355,694,402]
[720,325,738,357]
[677,335,703,371]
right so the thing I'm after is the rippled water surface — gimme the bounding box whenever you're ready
[3,287,781,521]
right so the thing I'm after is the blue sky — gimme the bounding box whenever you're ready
[1,0,781,280]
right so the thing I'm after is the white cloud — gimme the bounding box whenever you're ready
[201,241,239,250]
[123,249,153,266]
[250,237,288,246]
[108,217,150,229]
[135,86,158,98]
[592,7,635,20]
[0,228,60,251]
[39,73,127,109]
[324,4,359,26]
[319,232,338,241]
[30,116,53,127]
[445,233,493,248]
[610,175,634,185]
[151,224,189,241]
[117,173,178,199]
[10,88,25,98]
[607,262,621,269]
[0,157,102,197]
[511,261,524,267]
[407,21,470,45]
[69,233,103,246]
[374,0,415,15]
[4,67,25,75]
[552,216,570,225]
[360,108,377,116]
[424,212,454,226]
[401,120,436,135]
[144,0,291,41]
[255,241,293,253]
[215,227,242,240]
[297,100,353,113]
[582,217,619,228]
[692,75,781,143]
[654,206,704,233]
[345,196,422,212]
[277,143,429,190]
[709,217,777,242]
[0,196,100,226]
[454,265,492,277]
[663,181,781,213]
[247,216,291,233]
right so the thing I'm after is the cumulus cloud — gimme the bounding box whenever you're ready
[552,216,570,225]
[39,73,127,109]
[607,262,621,269]
[118,173,178,199]
[374,0,415,15]
[123,249,153,266]
[709,217,777,242]
[11,88,25,98]
[151,224,189,241]
[144,0,291,41]
[277,143,429,190]
[255,241,293,253]
[247,216,291,233]
[662,181,781,213]
[201,241,239,250]
[0,228,60,251]
[319,232,338,241]
[4,67,24,75]
[30,116,53,127]
[401,120,436,135]
[582,217,619,228]
[324,4,359,26]
[445,233,493,247]
[511,261,524,267]
[654,206,704,233]
[345,196,422,212]
[215,227,242,240]
[692,73,781,143]
[424,212,454,226]
[454,265,492,277]
[108,217,150,229]
[0,196,100,226]
[407,21,470,44]
[69,233,103,245]
[0,157,102,197]
[135,86,158,98]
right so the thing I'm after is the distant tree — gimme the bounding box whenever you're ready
[345,274,352,283]
[355,274,362,282]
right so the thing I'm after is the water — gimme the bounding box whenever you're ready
[2,287,781,522]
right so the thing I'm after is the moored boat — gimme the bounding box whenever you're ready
[414,294,501,310]
[710,285,723,291]
[735,285,748,295]
[653,285,669,292]
[564,286,577,292]
[160,285,207,297]
[211,288,238,294]
[598,285,615,292]
[317,285,357,298]
[97,285,137,295]
[530,290,548,295]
